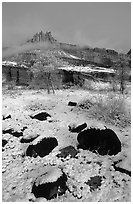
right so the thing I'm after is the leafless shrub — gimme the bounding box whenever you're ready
[79,93,130,127]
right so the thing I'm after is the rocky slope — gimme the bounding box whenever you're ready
[3,30,131,69]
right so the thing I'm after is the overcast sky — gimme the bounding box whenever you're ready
[2,2,131,53]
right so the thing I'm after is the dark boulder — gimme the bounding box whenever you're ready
[68,101,77,106]
[2,139,8,147]
[57,145,78,158]
[2,128,23,137]
[77,128,121,155]
[2,128,13,134]
[11,131,23,137]
[86,176,102,192]
[2,139,8,151]
[32,168,67,200]
[21,126,28,131]
[26,137,58,158]
[3,114,11,120]
[68,122,87,133]
[30,112,51,121]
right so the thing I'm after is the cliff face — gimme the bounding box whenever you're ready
[127,49,131,56]
[27,31,57,43]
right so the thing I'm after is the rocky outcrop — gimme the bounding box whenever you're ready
[27,31,57,44]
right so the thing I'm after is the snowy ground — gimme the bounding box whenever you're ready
[2,87,131,202]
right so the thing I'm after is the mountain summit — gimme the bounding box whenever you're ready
[27,31,57,44]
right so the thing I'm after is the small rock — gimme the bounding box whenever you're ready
[30,112,51,121]
[68,123,87,133]
[68,101,77,106]
[57,146,78,158]
[3,114,11,120]
[2,167,6,173]
[2,139,8,147]
[86,176,102,191]
[20,133,39,143]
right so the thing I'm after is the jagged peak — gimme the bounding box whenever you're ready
[27,31,57,44]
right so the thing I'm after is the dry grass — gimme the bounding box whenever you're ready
[84,79,120,92]
[79,92,131,127]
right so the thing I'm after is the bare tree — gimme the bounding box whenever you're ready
[113,56,129,94]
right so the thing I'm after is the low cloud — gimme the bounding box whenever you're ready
[74,30,111,50]
[2,41,58,59]
[74,30,93,47]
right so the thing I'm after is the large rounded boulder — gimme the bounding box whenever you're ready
[77,128,121,156]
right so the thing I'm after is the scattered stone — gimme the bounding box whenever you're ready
[57,145,78,158]
[30,112,51,121]
[79,101,93,109]
[47,116,53,122]
[11,131,23,137]
[68,123,87,133]
[26,137,58,158]
[77,128,121,156]
[3,128,13,135]
[3,114,11,120]
[21,126,28,131]
[68,101,77,106]
[3,128,23,137]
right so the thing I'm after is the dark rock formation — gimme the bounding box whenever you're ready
[86,176,102,191]
[32,171,67,200]
[11,131,23,137]
[27,31,57,44]
[2,128,23,137]
[2,128,13,134]
[30,112,51,121]
[77,128,121,156]
[68,122,87,133]
[68,101,77,106]
[57,145,78,158]
[26,137,58,158]
[2,139,8,147]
